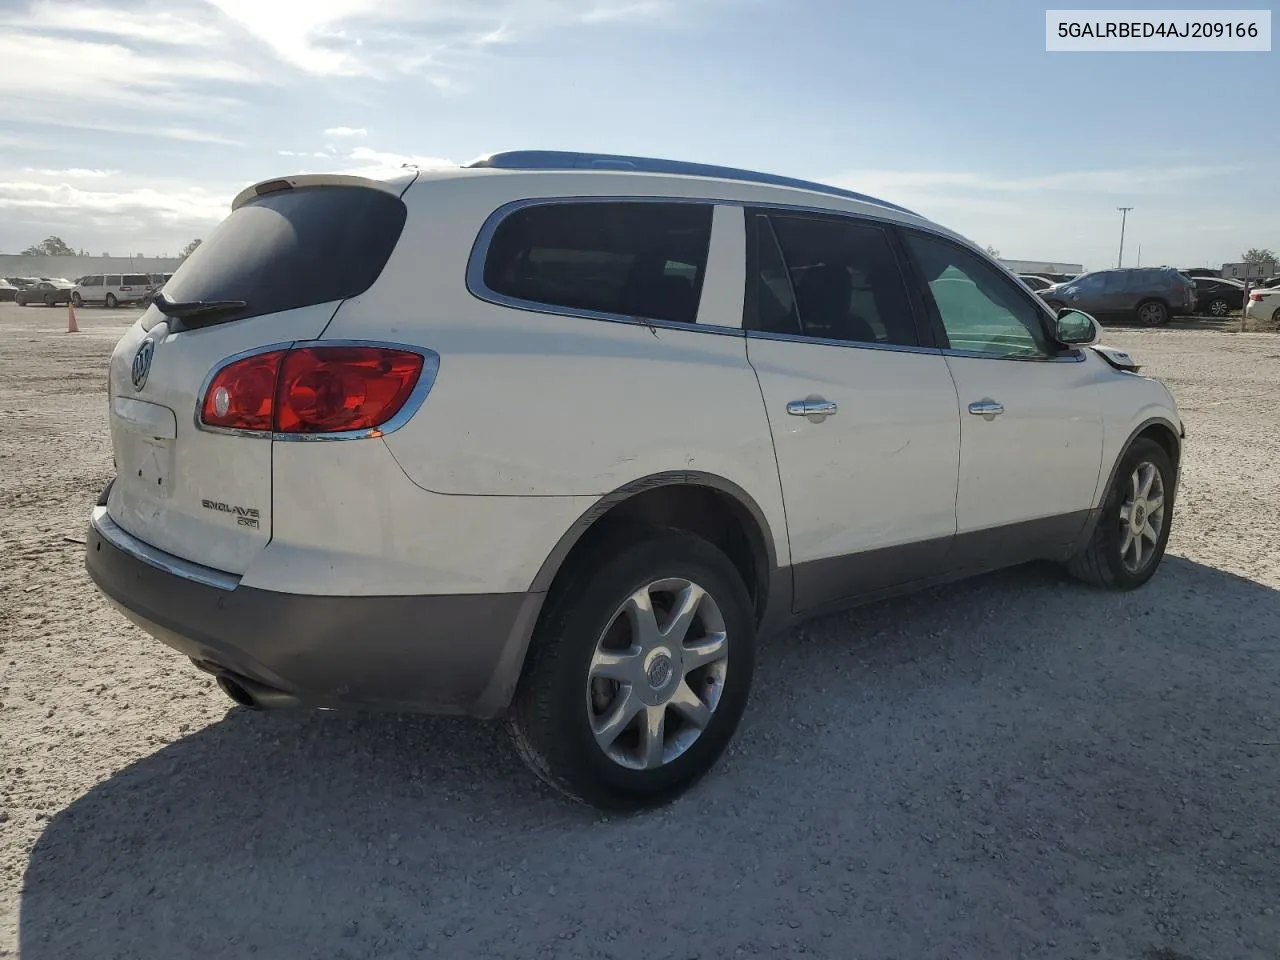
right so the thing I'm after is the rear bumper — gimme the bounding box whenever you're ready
[85,506,544,718]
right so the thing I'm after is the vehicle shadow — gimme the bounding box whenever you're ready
[19,557,1280,959]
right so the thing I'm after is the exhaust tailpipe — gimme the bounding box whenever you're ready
[215,673,302,710]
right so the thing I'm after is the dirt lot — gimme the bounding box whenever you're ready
[2,302,1278,960]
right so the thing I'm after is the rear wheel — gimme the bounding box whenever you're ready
[1272,307,1280,326]
[43,294,53,306]
[1207,298,1230,317]
[509,530,755,810]
[1136,299,1169,326]
[1067,437,1174,590]
[71,292,82,308]
[105,293,118,308]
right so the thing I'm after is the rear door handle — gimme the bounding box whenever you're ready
[967,399,1004,421]
[786,397,838,422]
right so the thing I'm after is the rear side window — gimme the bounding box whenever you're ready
[161,185,407,323]
[105,275,121,285]
[481,201,712,325]
[746,211,919,347]
[123,274,149,285]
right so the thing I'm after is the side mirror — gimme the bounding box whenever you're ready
[1056,308,1099,346]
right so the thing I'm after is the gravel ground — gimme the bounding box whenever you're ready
[2,304,1278,960]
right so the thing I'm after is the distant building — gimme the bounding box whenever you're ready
[1000,259,1085,276]
[1220,261,1279,281]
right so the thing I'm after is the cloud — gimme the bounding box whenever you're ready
[201,0,689,77]
[22,168,119,179]
[324,126,368,137]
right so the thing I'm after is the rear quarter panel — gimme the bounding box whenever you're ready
[320,176,791,567]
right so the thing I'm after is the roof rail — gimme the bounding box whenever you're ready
[464,150,918,217]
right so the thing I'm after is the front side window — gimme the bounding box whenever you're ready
[746,211,919,347]
[481,201,712,325]
[904,232,1053,358]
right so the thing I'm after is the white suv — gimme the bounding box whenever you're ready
[85,152,1183,808]
[72,273,154,308]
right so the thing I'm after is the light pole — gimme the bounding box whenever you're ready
[1116,207,1133,267]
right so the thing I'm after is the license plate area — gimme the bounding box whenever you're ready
[112,397,178,502]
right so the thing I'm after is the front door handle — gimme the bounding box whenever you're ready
[786,396,838,423]
[968,399,1004,421]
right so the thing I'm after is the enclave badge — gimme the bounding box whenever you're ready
[131,339,154,391]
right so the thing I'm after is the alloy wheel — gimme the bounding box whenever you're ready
[586,578,728,771]
[1119,461,1166,574]
[1209,299,1229,317]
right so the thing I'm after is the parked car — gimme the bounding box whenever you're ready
[1018,274,1054,291]
[72,273,154,308]
[84,152,1184,809]
[1041,273,1080,284]
[1191,277,1245,317]
[5,276,40,290]
[0,278,16,302]
[1041,267,1195,327]
[1259,276,1280,289]
[1245,286,1280,326]
[16,279,74,306]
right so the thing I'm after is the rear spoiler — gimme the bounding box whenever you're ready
[231,174,406,210]
[1090,344,1140,373]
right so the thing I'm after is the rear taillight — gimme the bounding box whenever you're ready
[200,345,425,435]
[1250,292,1264,301]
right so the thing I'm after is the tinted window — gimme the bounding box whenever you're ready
[747,212,918,346]
[105,275,121,285]
[483,202,712,325]
[904,232,1052,358]
[161,185,407,324]
[123,274,149,285]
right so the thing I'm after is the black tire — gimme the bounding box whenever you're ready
[43,294,53,306]
[1066,437,1175,590]
[1207,298,1229,317]
[509,529,756,810]
[71,292,82,308]
[1135,299,1169,327]
[105,293,118,309]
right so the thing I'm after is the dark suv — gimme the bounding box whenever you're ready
[1041,267,1195,327]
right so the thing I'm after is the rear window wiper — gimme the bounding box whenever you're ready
[153,292,247,320]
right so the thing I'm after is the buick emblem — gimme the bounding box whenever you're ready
[131,339,154,391]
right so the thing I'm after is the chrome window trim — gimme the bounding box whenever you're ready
[91,505,240,591]
[745,329,943,357]
[465,196,744,337]
[193,339,442,441]
[466,194,1074,358]
[942,347,1086,363]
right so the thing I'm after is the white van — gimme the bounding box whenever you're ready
[85,151,1183,808]
[72,273,153,308]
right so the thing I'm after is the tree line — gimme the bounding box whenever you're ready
[18,236,204,260]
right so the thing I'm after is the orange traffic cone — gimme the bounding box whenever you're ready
[66,301,78,333]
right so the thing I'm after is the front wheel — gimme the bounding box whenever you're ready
[509,530,756,810]
[1207,298,1230,317]
[71,292,82,308]
[105,293,118,309]
[1066,437,1175,590]
[43,294,53,306]
[1136,299,1169,327]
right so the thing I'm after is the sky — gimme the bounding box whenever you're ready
[0,0,1275,270]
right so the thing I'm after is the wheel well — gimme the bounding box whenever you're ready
[1135,422,1181,472]
[548,484,771,623]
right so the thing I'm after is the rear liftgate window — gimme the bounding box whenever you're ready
[159,185,408,326]
[481,201,714,325]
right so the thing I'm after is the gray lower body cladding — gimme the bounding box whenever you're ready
[85,510,543,718]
